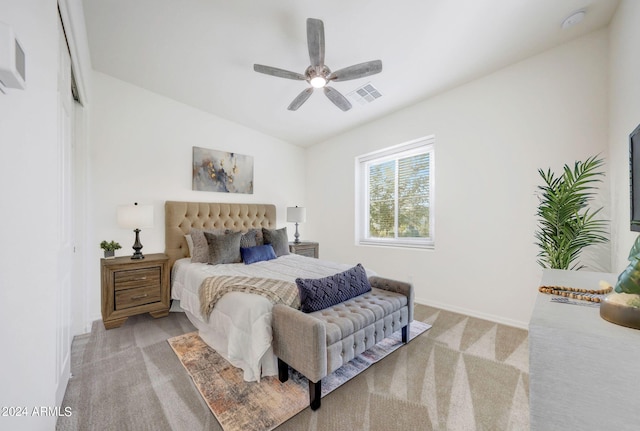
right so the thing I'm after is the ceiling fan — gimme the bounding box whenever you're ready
[253,18,382,112]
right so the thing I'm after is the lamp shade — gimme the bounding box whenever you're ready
[117,203,154,229]
[287,206,306,223]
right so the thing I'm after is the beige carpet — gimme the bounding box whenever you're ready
[168,322,431,431]
[56,304,530,431]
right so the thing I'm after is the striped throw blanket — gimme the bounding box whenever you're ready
[199,276,300,321]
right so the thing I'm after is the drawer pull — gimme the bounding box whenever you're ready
[138,276,147,280]
[131,294,148,300]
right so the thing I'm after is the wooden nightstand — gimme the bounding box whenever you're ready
[289,241,319,258]
[101,253,170,329]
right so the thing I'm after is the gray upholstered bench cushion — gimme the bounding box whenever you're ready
[309,287,408,371]
[310,287,407,343]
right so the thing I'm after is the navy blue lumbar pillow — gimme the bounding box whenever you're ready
[241,244,277,265]
[296,264,372,313]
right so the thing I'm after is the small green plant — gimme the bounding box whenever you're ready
[534,155,609,270]
[100,240,122,252]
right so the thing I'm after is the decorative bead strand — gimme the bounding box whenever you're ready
[539,285,612,295]
[538,284,612,303]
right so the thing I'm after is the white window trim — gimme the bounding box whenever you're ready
[355,136,435,250]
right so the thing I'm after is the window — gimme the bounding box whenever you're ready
[356,136,434,248]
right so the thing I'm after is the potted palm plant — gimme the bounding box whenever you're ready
[535,155,609,270]
[100,240,122,259]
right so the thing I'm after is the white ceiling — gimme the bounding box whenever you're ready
[82,0,619,147]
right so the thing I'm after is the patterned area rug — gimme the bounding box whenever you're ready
[168,321,431,431]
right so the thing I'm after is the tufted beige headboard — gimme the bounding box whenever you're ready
[164,201,277,270]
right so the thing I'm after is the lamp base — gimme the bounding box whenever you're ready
[293,223,301,244]
[131,250,145,260]
[131,228,145,259]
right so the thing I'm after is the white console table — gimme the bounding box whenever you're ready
[529,269,640,431]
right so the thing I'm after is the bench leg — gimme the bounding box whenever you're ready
[277,358,289,383]
[402,322,410,343]
[309,380,321,411]
[278,358,321,410]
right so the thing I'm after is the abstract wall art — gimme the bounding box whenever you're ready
[192,146,254,194]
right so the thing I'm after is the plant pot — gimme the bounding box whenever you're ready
[103,250,115,259]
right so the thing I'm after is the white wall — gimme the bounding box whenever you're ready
[86,72,306,323]
[306,30,610,328]
[0,1,61,430]
[0,2,628,426]
[609,0,640,272]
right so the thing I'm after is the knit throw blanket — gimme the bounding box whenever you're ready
[199,276,300,321]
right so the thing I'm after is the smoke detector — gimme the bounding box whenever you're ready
[561,9,586,29]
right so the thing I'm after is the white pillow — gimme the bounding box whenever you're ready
[185,234,194,257]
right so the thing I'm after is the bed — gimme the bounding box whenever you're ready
[165,201,371,382]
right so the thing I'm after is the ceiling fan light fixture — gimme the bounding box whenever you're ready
[310,76,327,88]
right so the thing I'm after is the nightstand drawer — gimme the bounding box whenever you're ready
[289,242,319,258]
[294,248,316,258]
[114,267,160,291]
[115,285,161,310]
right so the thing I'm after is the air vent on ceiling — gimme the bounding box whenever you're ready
[347,82,382,105]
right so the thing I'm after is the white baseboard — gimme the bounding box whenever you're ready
[84,314,101,334]
[414,296,528,330]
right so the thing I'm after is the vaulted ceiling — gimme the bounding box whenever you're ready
[82,0,619,146]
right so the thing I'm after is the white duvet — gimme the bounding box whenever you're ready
[171,253,371,382]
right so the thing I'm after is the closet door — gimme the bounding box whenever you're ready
[55,14,74,406]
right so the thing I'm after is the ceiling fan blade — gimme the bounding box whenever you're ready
[307,18,325,67]
[288,87,314,111]
[328,60,383,81]
[324,86,352,111]
[254,64,306,80]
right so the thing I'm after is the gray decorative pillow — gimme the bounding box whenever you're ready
[225,229,261,249]
[204,231,242,265]
[262,227,289,257]
[190,228,226,263]
[240,230,258,248]
[251,228,265,246]
[296,264,372,313]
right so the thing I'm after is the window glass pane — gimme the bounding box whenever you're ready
[398,153,430,238]
[357,136,434,248]
[368,160,395,238]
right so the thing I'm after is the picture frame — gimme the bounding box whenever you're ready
[192,146,254,194]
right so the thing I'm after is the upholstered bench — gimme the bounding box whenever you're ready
[272,275,414,410]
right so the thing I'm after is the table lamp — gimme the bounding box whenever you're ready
[117,202,154,259]
[287,206,306,244]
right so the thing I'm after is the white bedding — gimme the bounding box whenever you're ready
[171,253,372,382]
